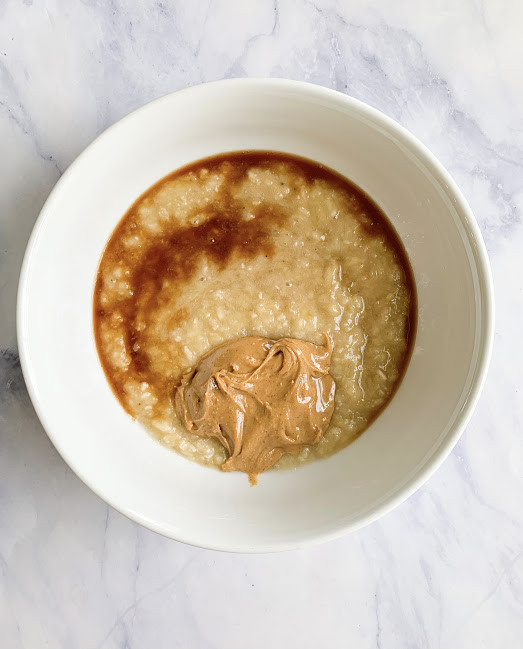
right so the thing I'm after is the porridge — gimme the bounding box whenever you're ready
[94,152,416,474]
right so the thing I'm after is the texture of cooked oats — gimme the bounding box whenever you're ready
[94,153,415,470]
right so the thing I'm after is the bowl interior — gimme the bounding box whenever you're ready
[18,80,492,551]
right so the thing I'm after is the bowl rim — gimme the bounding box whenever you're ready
[17,78,494,552]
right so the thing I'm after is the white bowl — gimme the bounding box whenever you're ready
[17,79,493,552]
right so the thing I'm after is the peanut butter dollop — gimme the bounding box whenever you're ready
[175,334,336,483]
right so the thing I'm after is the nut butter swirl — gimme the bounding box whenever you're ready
[175,334,336,483]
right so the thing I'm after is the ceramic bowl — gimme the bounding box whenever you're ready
[17,79,494,552]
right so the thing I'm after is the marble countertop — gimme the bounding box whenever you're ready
[1,1,522,646]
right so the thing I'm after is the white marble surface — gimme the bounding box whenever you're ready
[1,0,522,646]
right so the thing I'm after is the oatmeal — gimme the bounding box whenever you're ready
[94,152,416,471]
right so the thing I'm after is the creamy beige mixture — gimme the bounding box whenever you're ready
[175,335,336,482]
[94,153,415,472]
